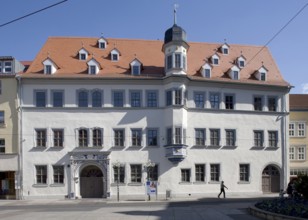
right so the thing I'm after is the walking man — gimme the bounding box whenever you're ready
[218,181,228,198]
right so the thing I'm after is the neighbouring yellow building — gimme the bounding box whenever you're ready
[289,94,308,179]
[0,56,24,199]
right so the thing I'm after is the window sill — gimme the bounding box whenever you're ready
[111,183,126,186]
[179,182,192,185]
[128,183,142,186]
[265,146,279,151]
[222,145,237,149]
[193,181,206,185]
[206,145,221,149]
[50,184,65,187]
[32,184,48,188]
[208,181,220,184]
[238,181,250,184]
[191,145,207,149]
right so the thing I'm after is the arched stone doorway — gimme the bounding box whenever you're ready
[80,165,104,198]
[262,165,280,193]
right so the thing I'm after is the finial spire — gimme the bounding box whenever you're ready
[174,4,179,25]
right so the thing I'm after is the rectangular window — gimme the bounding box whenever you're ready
[0,80,2,94]
[254,96,263,111]
[147,128,158,146]
[80,53,86,60]
[268,131,278,147]
[130,164,142,183]
[289,123,295,137]
[52,91,63,107]
[53,165,64,184]
[36,129,47,147]
[195,129,205,146]
[268,97,277,111]
[112,54,118,61]
[114,165,125,183]
[210,164,220,182]
[194,92,204,108]
[210,93,220,109]
[36,165,47,184]
[233,71,239,80]
[114,129,124,147]
[0,62,2,73]
[46,65,52,74]
[78,90,88,107]
[174,89,182,105]
[254,131,263,147]
[0,139,5,153]
[147,164,158,181]
[78,129,88,147]
[210,129,220,146]
[113,91,124,107]
[213,58,219,65]
[4,61,12,73]
[175,127,182,144]
[225,129,236,146]
[181,169,190,182]
[91,90,102,107]
[35,90,47,107]
[175,54,181,68]
[130,91,141,107]
[225,95,234,110]
[132,65,140,75]
[90,65,96,74]
[146,91,158,107]
[0,111,4,125]
[166,90,172,106]
[99,42,105,49]
[289,147,295,160]
[93,128,103,147]
[131,129,142,146]
[204,69,211,78]
[167,55,172,69]
[298,123,305,137]
[260,72,266,81]
[53,129,64,147]
[195,164,205,182]
[239,164,249,182]
[298,147,306,160]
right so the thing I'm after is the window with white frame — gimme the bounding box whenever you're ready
[132,65,140,75]
[166,89,183,106]
[254,130,264,147]
[113,164,125,183]
[195,164,205,182]
[92,128,103,147]
[36,165,47,184]
[194,92,205,108]
[45,65,52,74]
[211,54,219,65]
[130,164,142,183]
[290,146,306,161]
[181,169,190,182]
[210,129,220,146]
[298,123,305,137]
[210,164,220,182]
[111,49,120,61]
[201,63,212,78]
[53,129,63,147]
[268,131,278,147]
[130,91,142,107]
[131,129,142,146]
[0,139,5,153]
[53,165,64,184]
[290,122,306,137]
[166,127,185,145]
[210,93,220,109]
[4,61,12,73]
[114,129,125,147]
[147,128,158,146]
[239,164,250,182]
[289,123,295,137]
[146,90,158,107]
[36,129,47,147]
[78,128,88,147]
[225,129,236,146]
[195,128,206,146]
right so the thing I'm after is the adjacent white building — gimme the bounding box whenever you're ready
[19,21,291,199]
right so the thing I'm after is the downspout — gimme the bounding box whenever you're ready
[16,75,23,200]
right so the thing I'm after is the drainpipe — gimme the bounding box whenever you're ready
[16,75,23,200]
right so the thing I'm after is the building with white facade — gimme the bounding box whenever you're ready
[19,20,291,199]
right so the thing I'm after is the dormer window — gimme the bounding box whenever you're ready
[201,63,212,78]
[42,58,58,74]
[255,66,268,81]
[111,49,120,61]
[87,58,100,75]
[78,48,89,61]
[211,54,220,65]
[98,38,107,49]
[228,66,240,80]
[237,56,246,68]
[0,61,12,73]
[130,59,142,76]
[221,43,230,55]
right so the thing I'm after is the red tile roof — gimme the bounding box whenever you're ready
[290,94,308,110]
[24,37,290,87]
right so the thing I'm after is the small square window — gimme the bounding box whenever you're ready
[80,53,86,60]
[112,54,118,61]
[4,61,12,73]
[223,48,228,54]
[99,42,106,49]
[239,60,245,68]
[213,58,219,65]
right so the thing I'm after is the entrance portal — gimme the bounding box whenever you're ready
[262,165,280,193]
[80,165,103,198]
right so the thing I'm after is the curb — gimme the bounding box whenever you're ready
[249,206,306,220]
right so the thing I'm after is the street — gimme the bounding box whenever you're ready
[0,197,263,220]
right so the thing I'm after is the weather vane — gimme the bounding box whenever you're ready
[174,4,179,25]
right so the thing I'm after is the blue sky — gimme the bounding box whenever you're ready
[1,0,308,94]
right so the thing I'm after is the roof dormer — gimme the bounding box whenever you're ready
[78,48,89,61]
[87,58,101,75]
[211,54,220,65]
[201,63,212,78]
[98,37,107,49]
[110,49,120,61]
[130,59,142,76]
[220,43,230,55]
[42,58,58,74]
[228,65,240,80]
[237,55,246,68]
[255,66,268,81]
